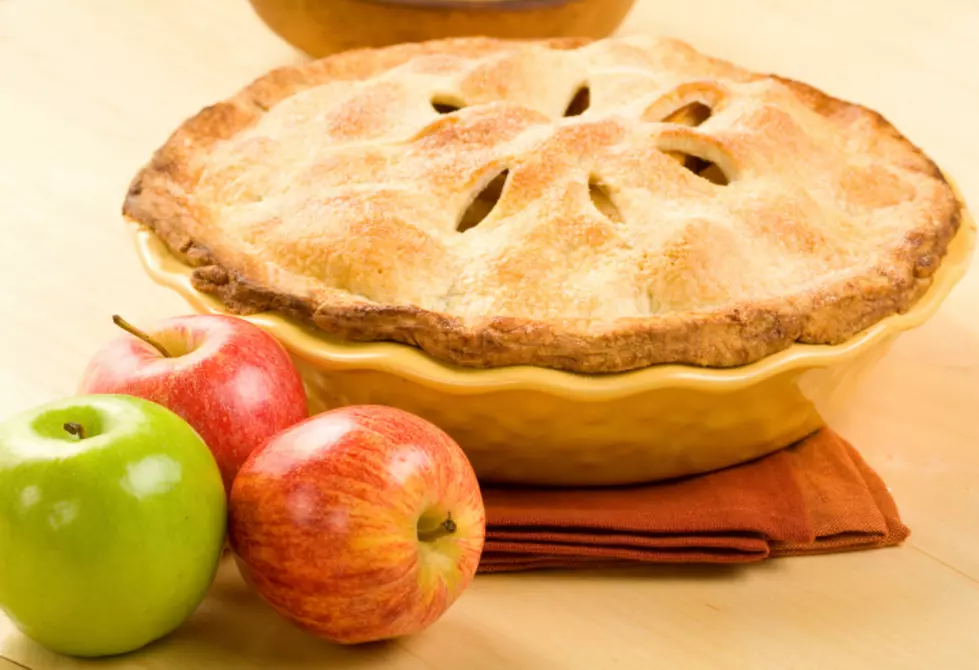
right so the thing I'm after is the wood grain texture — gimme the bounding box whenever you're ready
[0,0,977,668]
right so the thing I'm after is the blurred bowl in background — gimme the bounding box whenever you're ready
[247,0,637,57]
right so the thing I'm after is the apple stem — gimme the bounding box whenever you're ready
[418,513,457,543]
[63,422,86,440]
[112,314,172,358]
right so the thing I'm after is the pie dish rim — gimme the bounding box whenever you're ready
[127,184,975,401]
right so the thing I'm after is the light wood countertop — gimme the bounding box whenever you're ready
[1,1,977,667]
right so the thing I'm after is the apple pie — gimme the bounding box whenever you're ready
[124,36,962,373]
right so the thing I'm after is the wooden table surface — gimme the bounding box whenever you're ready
[2,0,978,667]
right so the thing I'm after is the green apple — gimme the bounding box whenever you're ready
[0,394,227,657]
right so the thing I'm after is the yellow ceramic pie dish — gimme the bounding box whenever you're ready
[126,189,975,486]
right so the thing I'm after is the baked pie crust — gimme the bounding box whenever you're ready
[124,36,962,373]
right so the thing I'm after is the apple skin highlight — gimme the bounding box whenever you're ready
[228,405,486,645]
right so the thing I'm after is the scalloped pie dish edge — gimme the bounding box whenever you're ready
[128,189,973,485]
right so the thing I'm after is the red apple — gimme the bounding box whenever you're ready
[228,405,485,645]
[79,314,308,494]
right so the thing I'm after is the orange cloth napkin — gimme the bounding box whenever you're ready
[478,429,909,573]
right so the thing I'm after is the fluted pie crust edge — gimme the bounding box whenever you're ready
[123,37,962,373]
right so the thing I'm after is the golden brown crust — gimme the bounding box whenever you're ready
[124,36,962,373]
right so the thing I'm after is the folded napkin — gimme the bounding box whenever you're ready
[478,429,909,573]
